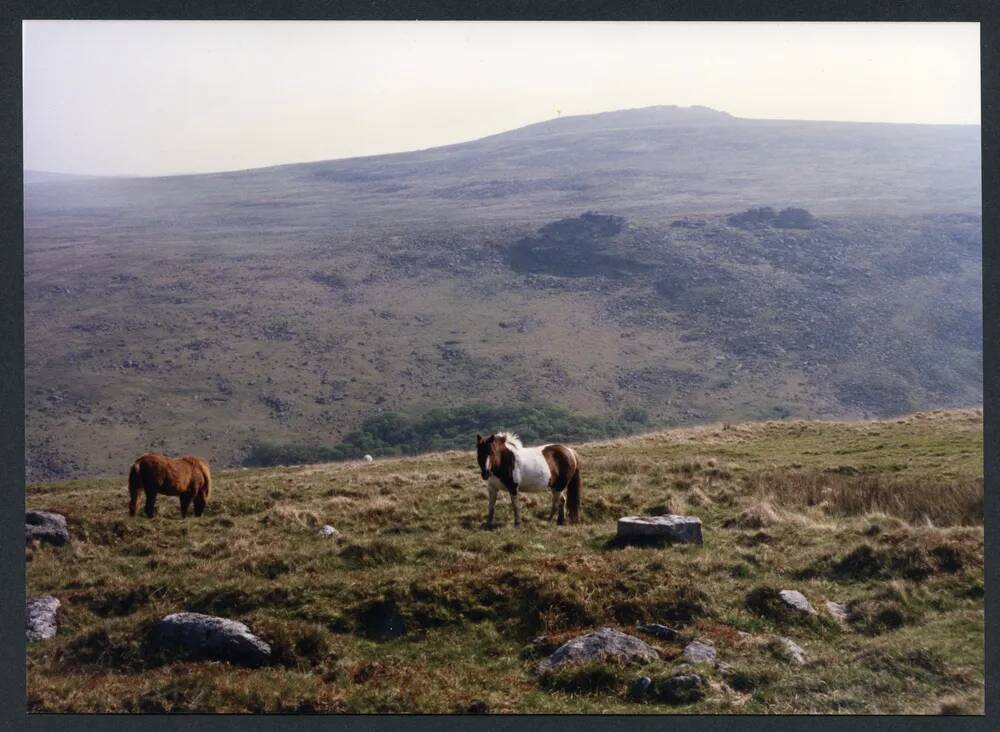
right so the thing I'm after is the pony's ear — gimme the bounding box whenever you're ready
[476,434,482,444]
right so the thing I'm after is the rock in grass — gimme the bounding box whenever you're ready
[682,639,717,664]
[652,673,705,704]
[316,524,340,538]
[629,675,653,700]
[779,590,816,615]
[534,627,659,675]
[616,515,703,544]
[826,601,851,623]
[25,511,69,546]
[150,612,271,666]
[26,596,60,641]
[776,637,806,665]
[636,623,680,641]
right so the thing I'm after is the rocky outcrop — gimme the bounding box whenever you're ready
[26,596,61,641]
[25,511,69,546]
[535,627,659,675]
[149,612,272,666]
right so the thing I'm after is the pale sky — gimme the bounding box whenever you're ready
[23,21,981,177]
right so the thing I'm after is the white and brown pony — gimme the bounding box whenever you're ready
[475,432,581,527]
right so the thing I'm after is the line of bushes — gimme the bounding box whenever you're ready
[242,402,650,468]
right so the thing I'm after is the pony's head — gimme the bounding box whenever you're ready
[476,433,499,480]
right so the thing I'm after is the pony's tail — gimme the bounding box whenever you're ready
[566,463,581,524]
[200,461,212,500]
[127,461,142,516]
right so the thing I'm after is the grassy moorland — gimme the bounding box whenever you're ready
[26,410,983,714]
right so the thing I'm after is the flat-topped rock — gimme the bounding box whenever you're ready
[535,627,660,675]
[779,590,816,615]
[150,612,272,666]
[26,596,60,641]
[25,511,69,546]
[652,673,705,703]
[617,515,703,544]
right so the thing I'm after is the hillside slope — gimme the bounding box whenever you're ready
[26,411,984,713]
[24,106,982,479]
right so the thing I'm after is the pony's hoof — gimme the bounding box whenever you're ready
[480,521,495,530]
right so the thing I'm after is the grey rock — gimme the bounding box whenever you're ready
[652,673,705,703]
[26,596,60,641]
[826,601,851,623]
[682,639,717,664]
[616,515,703,544]
[629,675,653,699]
[776,637,806,665]
[534,627,660,675]
[316,524,340,538]
[636,623,680,641]
[150,612,272,666]
[779,589,816,615]
[25,511,69,546]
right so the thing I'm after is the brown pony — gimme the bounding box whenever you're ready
[128,453,212,518]
[475,432,581,527]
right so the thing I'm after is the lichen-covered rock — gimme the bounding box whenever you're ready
[316,524,340,538]
[26,596,60,641]
[616,515,703,544]
[534,627,660,675]
[682,639,717,664]
[826,601,851,623]
[779,589,816,615]
[150,612,272,666]
[775,637,806,665]
[25,511,69,546]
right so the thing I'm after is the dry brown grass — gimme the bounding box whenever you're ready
[748,471,982,527]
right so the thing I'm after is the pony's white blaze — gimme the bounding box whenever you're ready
[510,444,553,493]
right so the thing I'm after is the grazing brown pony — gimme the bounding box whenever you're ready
[475,432,581,527]
[128,453,212,518]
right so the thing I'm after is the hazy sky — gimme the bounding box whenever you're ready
[23,21,981,177]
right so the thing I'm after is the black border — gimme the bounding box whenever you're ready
[2,2,997,731]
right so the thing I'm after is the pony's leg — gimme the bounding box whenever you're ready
[484,484,498,527]
[179,492,193,518]
[144,489,157,518]
[128,484,141,517]
[193,490,206,517]
[508,490,521,526]
[548,490,560,522]
[556,493,566,526]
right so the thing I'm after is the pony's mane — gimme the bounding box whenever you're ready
[495,431,523,449]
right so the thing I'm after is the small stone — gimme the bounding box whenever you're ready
[779,590,816,615]
[534,627,660,675]
[652,673,705,704]
[25,511,69,547]
[636,623,680,641]
[826,601,851,623]
[150,612,272,666]
[682,639,717,664]
[363,454,374,463]
[776,637,806,665]
[26,596,60,641]
[616,515,703,544]
[316,524,340,538]
[629,675,653,700]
